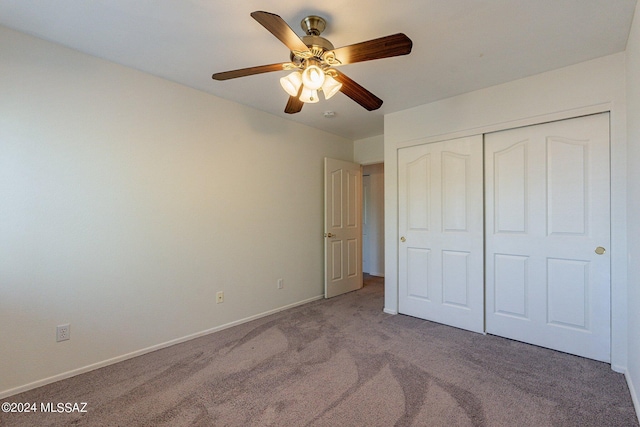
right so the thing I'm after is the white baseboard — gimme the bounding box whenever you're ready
[383,308,398,315]
[612,363,626,374]
[626,370,640,423]
[0,294,324,400]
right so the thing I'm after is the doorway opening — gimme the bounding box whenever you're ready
[362,163,384,278]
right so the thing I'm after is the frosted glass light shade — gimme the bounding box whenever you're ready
[301,65,325,90]
[322,74,342,100]
[299,87,319,103]
[280,71,302,97]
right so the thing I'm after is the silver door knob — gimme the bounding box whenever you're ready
[595,246,606,255]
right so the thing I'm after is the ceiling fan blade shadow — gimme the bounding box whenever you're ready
[331,33,412,65]
[335,72,383,111]
[212,63,290,80]
[284,85,304,114]
[251,11,311,55]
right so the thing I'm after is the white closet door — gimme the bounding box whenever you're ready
[485,113,611,362]
[398,135,484,333]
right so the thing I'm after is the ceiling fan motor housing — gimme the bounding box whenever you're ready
[287,16,338,69]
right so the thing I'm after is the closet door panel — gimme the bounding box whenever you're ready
[398,135,484,333]
[485,113,611,362]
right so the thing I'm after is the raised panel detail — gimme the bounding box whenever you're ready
[442,152,468,232]
[331,170,342,228]
[346,170,359,228]
[494,141,527,234]
[407,248,430,300]
[331,240,343,281]
[347,238,358,278]
[407,154,430,231]
[442,250,469,308]
[547,137,587,236]
[494,254,528,318]
[547,258,589,330]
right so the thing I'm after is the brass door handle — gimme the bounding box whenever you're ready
[595,246,606,255]
[400,236,406,242]
[325,233,335,238]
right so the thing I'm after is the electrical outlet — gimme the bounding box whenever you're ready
[56,324,70,342]
[216,291,224,304]
[277,279,284,289]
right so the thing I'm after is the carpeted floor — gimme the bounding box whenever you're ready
[1,276,638,426]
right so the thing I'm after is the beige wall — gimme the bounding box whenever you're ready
[354,135,384,165]
[0,26,353,396]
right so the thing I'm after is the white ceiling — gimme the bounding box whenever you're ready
[0,0,637,140]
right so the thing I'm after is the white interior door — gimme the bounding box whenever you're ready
[398,136,484,333]
[485,113,611,362]
[324,158,362,298]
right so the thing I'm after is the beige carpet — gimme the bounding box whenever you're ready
[1,276,638,426]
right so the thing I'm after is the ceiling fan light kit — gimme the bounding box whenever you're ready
[300,87,319,103]
[280,69,342,102]
[212,11,413,114]
[280,71,303,96]
[301,60,326,90]
[321,74,342,100]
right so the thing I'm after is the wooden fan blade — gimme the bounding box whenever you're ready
[212,63,289,80]
[334,72,383,111]
[331,33,412,65]
[284,85,304,114]
[284,96,304,114]
[251,11,311,55]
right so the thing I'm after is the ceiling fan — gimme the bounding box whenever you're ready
[212,11,413,114]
